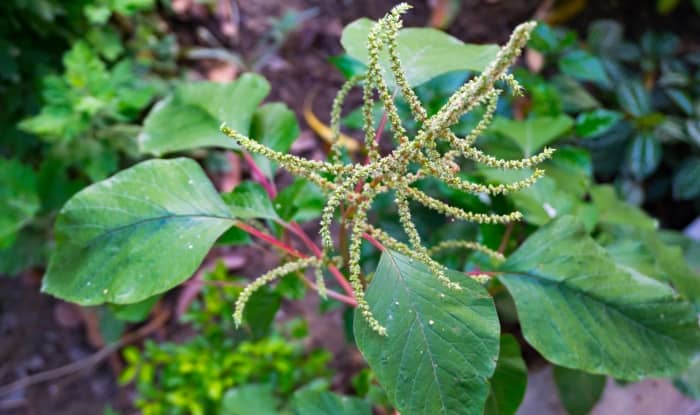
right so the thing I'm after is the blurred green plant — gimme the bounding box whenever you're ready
[525,20,700,216]
[120,264,333,415]
[0,0,176,276]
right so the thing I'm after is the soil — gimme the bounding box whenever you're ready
[2,1,698,414]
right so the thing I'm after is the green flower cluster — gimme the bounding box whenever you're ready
[223,4,548,335]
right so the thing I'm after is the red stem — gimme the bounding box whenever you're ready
[466,270,499,276]
[236,219,357,301]
[362,232,385,251]
[234,222,306,259]
[282,221,356,298]
[325,289,357,306]
[299,275,357,306]
[243,152,277,198]
[497,222,514,254]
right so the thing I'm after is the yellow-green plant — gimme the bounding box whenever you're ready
[224,3,549,335]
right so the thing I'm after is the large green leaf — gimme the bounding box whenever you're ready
[341,18,499,87]
[221,384,279,415]
[499,216,700,380]
[489,115,573,156]
[292,390,371,415]
[250,102,300,179]
[553,366,606,415]
[139,74,269,156]
[0,159,40,247]
[354,250,500,415]
[221,181,279,220]
[484,335,527,415]
[43,158,234,305]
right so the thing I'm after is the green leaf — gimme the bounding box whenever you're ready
[111,0,154,15]
[551,75,600,112]
[250,102,300,179]
[341,18,499,87]
[109,295,160,322]
[616,80,651,117]
[97,306,126,344]
[528,23,577,55]
[354,250,500,415]
[675,358,700,399]
[329,54,368,80]
[139,74,269,156]
[625,133,662,180]
[274,178,325,222]
[499,216,700,380]
[221,384,279,415]
[0,159,40,246]
[590,185,657,230]
[244,288,282,340]
[217,226,252,246]
[673,157,700,200]
[657,0,682,14]
[666,88,694,115]
[37,158,85,213]
[222,181,279,220]
[0,230,46,276]
[587,20,624,56]
[575,109,623,138]
[601,225,700,304]
[543,146,593,198]
[490,116,573,156]
[480,171,586,228]
[292,389,371,415]
[553,366,606,415]
[687,119,700,148]
[43,158,234,305]
[484,335,527,415]
[558,50,611,87]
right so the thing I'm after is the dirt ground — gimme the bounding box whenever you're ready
[1,1,698,414]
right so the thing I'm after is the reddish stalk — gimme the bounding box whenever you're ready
[297,274,357,306]
[234,222,306,259]
[497,222,515,254]
[355,100,392,193]
[281,221,356,298]
[243,152,277,198]
[362,232,385,251]
[466,270,499,276]
[236,218,357,300]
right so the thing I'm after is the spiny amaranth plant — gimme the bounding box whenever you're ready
[225,4,550,335]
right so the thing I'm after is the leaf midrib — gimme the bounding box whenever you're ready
[70,213,235,248]
[384,250,448,414]
[506,270,686,354]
